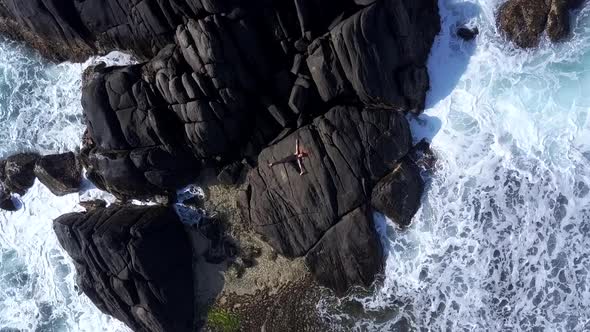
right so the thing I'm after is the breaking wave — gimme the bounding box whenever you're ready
[0,37,133,332]
[320,0,590,331]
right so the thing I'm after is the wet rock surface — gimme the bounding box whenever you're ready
[372,159,425,227]
[498,0,583,48]
[1,152,40,195]
[457,25,479,41]
[0,190,17,211]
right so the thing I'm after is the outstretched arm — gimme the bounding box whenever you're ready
[295,139,300,155]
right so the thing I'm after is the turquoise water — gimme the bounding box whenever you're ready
[321,0,590,331]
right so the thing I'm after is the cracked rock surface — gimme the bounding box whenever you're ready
[53,205,226,332]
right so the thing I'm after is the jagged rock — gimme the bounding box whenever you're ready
[498,0,550,48]
[371,159,424,227]
[81,63,204,198]
[457,26,479,41]
[308,0,440,112]
[34,152,82,196]
[498,0,580,48]
[408,139,438,172]
[305,206,382,295]
[54,205,202,332]
[217,161,249,186]
[2,152,40,195]
[69,0,439,202]
[79,199,107,211]
[0,190,17,211]
[243,106,411,258]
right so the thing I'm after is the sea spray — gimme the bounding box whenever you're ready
[320,0,590,330]
[0,37,133,331]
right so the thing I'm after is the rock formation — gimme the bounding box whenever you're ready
[1,152,40,195]
[0,0,443,329]
[239,106,417,293]
[457,26,479,41]
[372,159,424,227]
[498,0,584,48]
[34,152,82,196]
[74,0,440,200]
[0,151,84,211]
[54,205,229,332]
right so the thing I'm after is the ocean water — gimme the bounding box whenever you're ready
[0,37,131,332]
[320,0,590,331]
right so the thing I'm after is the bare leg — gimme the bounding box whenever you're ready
[298,159,307,176]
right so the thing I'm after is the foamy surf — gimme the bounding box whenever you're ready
[319,0,590,331]
[0,38,133,331]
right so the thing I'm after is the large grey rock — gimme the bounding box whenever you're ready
[305,206,383,295]
[371,159,424,227]
[243,106,411,258]
[34,152,82,196]
[53,205,211,332]
[307,0,440,113]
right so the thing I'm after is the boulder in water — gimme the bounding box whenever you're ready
[34,152,82,196]
[498,0,580,48]
[0,190,17,211]
[2,153,40,195]
[457,26,479,41]
[547,0,572,42]
[371,159,424,227]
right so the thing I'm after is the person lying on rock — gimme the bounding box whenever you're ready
[268,139,309,176]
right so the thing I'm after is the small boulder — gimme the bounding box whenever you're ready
[0,191,17,211]
[371,160,424,227]
[34,152,82,196]
[79,199,107,211]
[3,153,41,195]
[457,26,479,41]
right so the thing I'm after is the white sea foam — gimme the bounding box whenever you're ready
[320,0,590,331]
[0,38,133,332]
